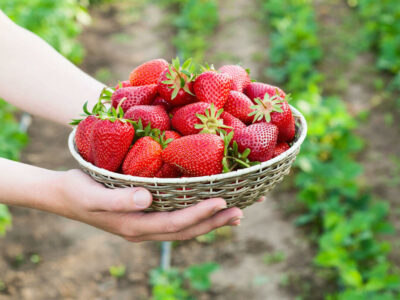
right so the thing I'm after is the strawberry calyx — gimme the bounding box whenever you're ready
[130,120,172,148]
[194,104,232,134]
[161,57,195,100]
[248,91,284,123]
[220,131,260,173]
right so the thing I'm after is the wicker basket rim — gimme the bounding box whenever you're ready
[68,104,307,184]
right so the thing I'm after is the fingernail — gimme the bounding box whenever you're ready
[228,216,243,226]
[133,188,151,208]
[213,204,227,214]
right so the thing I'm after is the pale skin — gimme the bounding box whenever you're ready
[0,11,265,242]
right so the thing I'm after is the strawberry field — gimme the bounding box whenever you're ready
[1,0,400,299]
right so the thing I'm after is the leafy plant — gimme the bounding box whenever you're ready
[150,262,219,300]
[109,265,126,278]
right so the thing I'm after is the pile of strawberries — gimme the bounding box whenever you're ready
[73,58,295,178]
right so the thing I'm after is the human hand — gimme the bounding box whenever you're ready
[53,169,244,242]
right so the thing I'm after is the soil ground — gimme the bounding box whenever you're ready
[1,0,399,300]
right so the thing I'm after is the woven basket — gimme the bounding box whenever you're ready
[68,105,307,212]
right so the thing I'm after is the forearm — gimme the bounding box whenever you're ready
[0,11,105,125]
[0,158,63,214]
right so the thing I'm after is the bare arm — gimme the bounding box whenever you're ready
[0,10,104,125]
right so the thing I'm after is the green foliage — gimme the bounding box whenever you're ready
[352,0,400,99]
[0,0,90,64]
[0,205,12,236]
[261,0,323,91]
[150,262,219,300]
[262,0,399,298]
[263,250,286,264]
[109,265,126,278]
[162,0,218,63]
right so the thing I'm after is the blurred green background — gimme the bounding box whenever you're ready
[0,0,399,299]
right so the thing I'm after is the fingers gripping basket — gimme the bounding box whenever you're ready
[69,105,307,212]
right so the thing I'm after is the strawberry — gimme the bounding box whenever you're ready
[122,136,163,177]
[111,84,158,112]
[91,119,135,172]
[232,122,278,162]
[249,94,295,142]
[164,130,181,141]
[224,91,254,124]
[129,58,169,86]
[155,163,182,178]
[75,115,98,163]
[193,71,233,109]
[218,65,251,92]
[244,82,286,102]
[152,96,172,112]
[162,134,225,176]
[158,58,196,107]
[220,111,246,133]
[114,80,131,90]
[169,106,183,118]
[124,105,170,131]
[171,102,230,136]
[273,142,290,158]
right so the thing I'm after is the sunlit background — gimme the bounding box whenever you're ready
[0,0,399,299]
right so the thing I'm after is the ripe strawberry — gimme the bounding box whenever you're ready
[122,136,163,177]
[152,96,172,112]
[249,94,295,142]
[111,84,158,112]
[224,91,254,124]
[162,134,225,176]
[158,58,196,107]
[164,130,181,141]
[273,142,290,158]
[75,115,98,163]
[114,80,131,90]
[172,102,230,136]
[155,163,182,178]
[220,111,245,133]
[169,106,182,118]
[129,58,169,86]
[124,105,170,131]
[218,65,251,92]
[193,71,233,109]
[91,119,135,172]
[244,82,286,102]
[233,122,278,162]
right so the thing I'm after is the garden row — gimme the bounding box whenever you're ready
[260,0,400,299]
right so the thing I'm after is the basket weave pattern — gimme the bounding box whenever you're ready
[69,106,307,212]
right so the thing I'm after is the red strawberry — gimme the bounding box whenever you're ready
[220,111,245,133]
[158,58,196,107]
[171,102,210,136]
[171,102,230,136]
[124,105,170,131]
[224,91,254,124]
[162,134,224,176]
[233,122,278,162]
[169,106,183,118]
[91,119,135,172]
[75,115,98,163]
[152,96,173,112]
[164,130,181,141]
[114,80,131,90]
[111,84,158,112]
[155,163,182,178]
[218,65,251,92]
[249,95,295,143]
[129,59,169,86]
[273,142,290,158]
[193,71,233,109]
[122,136,163,177]
[244,82,286,102]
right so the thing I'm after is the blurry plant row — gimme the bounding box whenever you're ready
[159,0,218,64]
[350,0,400,103]
[0,0,90,235]
[261,0,400,299]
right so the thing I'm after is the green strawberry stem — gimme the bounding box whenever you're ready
[161,57,195,99]
[248,92,284,123]
[194,104,232,134]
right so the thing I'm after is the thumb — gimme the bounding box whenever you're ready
[88,185,153,212]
